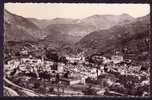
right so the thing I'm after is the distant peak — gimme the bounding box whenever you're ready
[86,14,102,18]
[53,18,63,20]
[53,17,75,20]
[120,13,130,17]
[91,14,114,17]
[92,14,102,17]
[119,13,134,19]
[87,14,118,19]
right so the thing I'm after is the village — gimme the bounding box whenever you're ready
[4,46,150,96]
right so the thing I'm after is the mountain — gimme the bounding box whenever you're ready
[28,18,53,29]
[44,23,95,43]
[44,14,134,43]
[4,9,44,42]
[4,9,135,43]
[4,10,79,55]
[4,9,137,55]
[48,18,78,25]
[28,18,92,43]
[28,18,78,29]
[78,14,135,30]
[76,14,150,60]
[44,19,96,37]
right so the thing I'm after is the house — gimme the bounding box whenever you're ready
[111,55,123,64]
[70,79,82,85]
[81,77,86,84]
[58,63,65,73]
[20,48,28,56]
[102,57,111,64]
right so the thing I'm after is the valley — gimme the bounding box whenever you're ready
[3,9,150,96]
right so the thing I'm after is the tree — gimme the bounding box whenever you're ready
[46,50,59,62]
[15,51,21,57]
[63,71,70,78]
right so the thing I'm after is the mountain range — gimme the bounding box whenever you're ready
[29,13,135,41]
[4,9,135,43]
[4,9,150,58]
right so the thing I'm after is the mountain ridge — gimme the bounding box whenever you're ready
[76,14,150,59]
[4,9,147,56]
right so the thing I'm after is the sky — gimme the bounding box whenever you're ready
[4,3,150,19]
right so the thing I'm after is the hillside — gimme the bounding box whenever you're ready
[76,14,150,61]
[4,9,44,42]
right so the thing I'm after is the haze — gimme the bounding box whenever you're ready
[5,3,150,19]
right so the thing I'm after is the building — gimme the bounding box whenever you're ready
[70,79,82,85]
[111,55,123,64]
[20,48,28,56]
[58,63,65,73]
[102,57,111,64]
[66,57,81,63]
